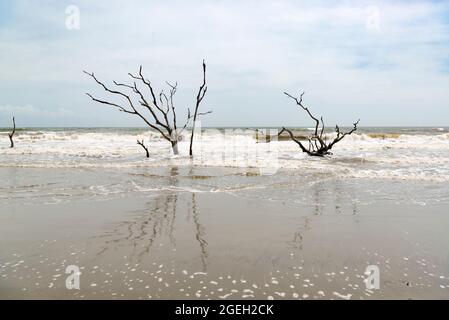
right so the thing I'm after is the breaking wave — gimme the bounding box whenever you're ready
[1,128,449,182]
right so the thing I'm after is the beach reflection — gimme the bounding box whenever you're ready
[190,193,209,271]
[289,179,359,250]
[94,166,209,269]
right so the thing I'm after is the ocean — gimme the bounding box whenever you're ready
[1,126,449,181]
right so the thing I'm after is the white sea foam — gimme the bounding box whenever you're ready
[1,129,449,182]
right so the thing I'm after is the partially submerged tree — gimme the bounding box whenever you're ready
[137,139,150,158]
[279,92,359,157]
[84,62,210,155]
[8,116,15,148]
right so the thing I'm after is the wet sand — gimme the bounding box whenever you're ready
[1,166,449,299]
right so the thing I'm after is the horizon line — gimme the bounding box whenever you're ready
[1,125,449,129]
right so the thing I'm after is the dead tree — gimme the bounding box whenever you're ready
[8,117,15,148]
[189,60,211,156]
[279,92,359,157]
[137,139,150,158]
[84,62,210,155]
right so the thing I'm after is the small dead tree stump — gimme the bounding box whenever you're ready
[8,117,16,148]
[137,139,150,158]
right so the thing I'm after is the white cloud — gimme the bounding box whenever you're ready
[0,0,448,126]
[0,104,74,118]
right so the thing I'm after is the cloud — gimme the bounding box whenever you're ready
[0,0,449,126]
[0,104,74,118]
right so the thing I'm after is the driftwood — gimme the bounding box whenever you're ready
[280,92,359,157]
[84,62,210,156]
[8,117,15,148]
[137,139,150,158]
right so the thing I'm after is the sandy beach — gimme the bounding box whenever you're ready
[1,130,449,300]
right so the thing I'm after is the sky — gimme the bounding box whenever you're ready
[0,0,449,127]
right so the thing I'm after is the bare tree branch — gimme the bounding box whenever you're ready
[197,110,212,116]
[129,66,167,117]
[284,91,320,137]
[327,119,360,150]
[166,81,178,130]
[189,60,211,157]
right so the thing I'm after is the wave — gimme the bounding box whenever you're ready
[366,133,402,139]
[1,129,449,182]
[130,181,267,194]
[4,128,449,143]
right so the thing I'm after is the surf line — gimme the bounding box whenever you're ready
[175,304,209,318]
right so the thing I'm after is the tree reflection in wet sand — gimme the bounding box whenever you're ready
[94,167,209,270]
